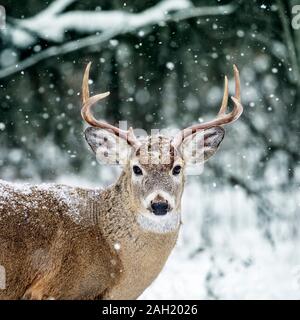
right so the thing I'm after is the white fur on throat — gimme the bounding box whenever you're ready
[137,211,180,234]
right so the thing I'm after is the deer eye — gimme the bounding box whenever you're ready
[172,165,182,175]
[133,165,143,176]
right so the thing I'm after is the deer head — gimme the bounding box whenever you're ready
[82,63,242,221]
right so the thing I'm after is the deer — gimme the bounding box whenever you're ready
[0,63,243,300]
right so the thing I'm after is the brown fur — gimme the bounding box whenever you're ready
[0,163,179,300]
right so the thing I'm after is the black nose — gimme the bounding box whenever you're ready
[151,202,169,216]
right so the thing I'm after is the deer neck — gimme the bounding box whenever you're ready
[95,171,180,299]
[97,170,181,246]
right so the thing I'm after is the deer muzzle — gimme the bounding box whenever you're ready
[150,201,170,216]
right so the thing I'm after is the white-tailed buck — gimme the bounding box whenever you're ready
[0,63,242,299]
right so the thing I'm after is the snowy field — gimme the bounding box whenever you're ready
[141,231,300,300]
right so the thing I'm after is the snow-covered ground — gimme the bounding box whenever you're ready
[140,232,300,300]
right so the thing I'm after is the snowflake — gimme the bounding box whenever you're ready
[114,243,121,251]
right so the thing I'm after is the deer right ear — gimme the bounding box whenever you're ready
[180,126,225,165]
[84,127,133,165]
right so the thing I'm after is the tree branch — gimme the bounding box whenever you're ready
[7,0,192,46]
[0,0,238,79]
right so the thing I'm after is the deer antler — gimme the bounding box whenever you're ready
[81,62,140,148]
[172,65,243,148]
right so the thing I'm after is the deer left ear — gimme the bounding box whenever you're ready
[84,127,133,165]
[181,126,225,165]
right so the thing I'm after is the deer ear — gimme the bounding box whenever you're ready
[84,127,133,165]
[181,126,225,165]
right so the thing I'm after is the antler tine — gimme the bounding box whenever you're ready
[172,65,243,148]
[228,64,243,122]
[82,61,91,106]
[81,62,111,126]
[81,62,140,148]
[233,64,240,101]
[218,75,228,116]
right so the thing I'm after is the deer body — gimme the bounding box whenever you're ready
[0,171,179,300]
[0,63,242,299]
